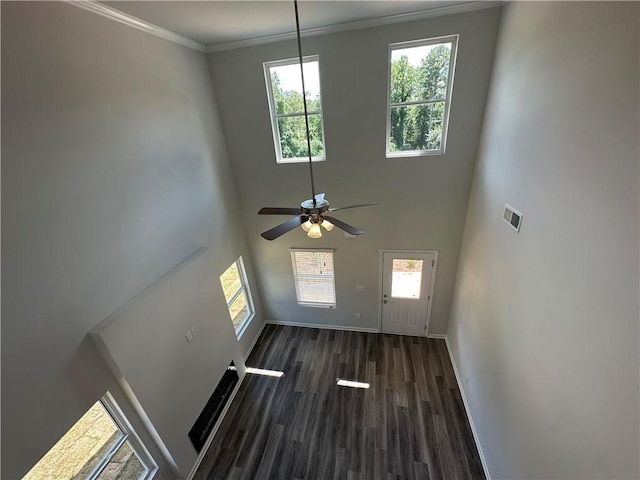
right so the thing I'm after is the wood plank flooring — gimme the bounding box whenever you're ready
[194,325,484,480]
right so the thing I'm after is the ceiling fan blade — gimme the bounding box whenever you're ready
[261,215,307,241]
[322,215,364,236]
[329,202,377,212]
[314,193,325,202]
[258,207,302,215]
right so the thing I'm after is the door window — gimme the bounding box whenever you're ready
[390,259,423,299]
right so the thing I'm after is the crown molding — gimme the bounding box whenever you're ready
[65,0,206,52]
[205,1,502,53]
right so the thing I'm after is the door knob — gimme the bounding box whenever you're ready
[383,299,388,304]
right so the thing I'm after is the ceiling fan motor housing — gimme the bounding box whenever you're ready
[301,198,329,216]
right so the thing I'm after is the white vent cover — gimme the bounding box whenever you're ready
[503,204,523,232]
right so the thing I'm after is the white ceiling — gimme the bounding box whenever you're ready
[101,1,474,48]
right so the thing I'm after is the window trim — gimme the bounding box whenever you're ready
[385,34,459,158]
[98,392,159,480]
[221,257,255,338]
[263,55,327,164]
[290,248,336,308]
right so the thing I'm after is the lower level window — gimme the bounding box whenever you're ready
[290,249,336,307]
[23,392,157,480]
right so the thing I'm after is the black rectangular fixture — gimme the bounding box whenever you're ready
[188,361,239,453]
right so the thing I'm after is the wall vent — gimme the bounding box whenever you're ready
[503,204,523,232]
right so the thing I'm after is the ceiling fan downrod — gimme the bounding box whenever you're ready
[294,0,317,209]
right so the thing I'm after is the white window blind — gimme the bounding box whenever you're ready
[290,249,336,307]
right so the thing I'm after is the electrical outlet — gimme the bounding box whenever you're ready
[355,285,365,292]
[186,330,194,343]
[355,312,361,319]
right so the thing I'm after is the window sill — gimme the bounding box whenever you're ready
[297,303,336,309]
[386,149,445,158]
[277,156,326,164]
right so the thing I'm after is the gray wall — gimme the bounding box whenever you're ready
[91,248,249,476]
[208,7,500,334]
[2,2,263,478]
[447,2,639,479]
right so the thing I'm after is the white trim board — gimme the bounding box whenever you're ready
[444,336,491,479]
[426,333,447,339]
[266,319,379,334]
[206,1,502,52]
[64,0,500,54]
[65,1,206,52]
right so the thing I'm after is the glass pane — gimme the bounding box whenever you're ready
[391,259,423,299]
[390,42,451,103]
[270,60,322,115]
[389,102,444,153]
[278,114,324,159]
[229,291,250,331]
[292,251,336,305]
[23,402,124,480]
[296,276,336,305]
[95,441,147,480]
[219,262,242,304]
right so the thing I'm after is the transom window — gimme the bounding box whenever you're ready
[290,249,336,308]
[23,393,157,480]
[264,55,326,163]
[386,35,458,157]
[220,257,254,337]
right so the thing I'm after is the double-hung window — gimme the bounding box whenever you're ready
[219,257,254,337]
[264,56,326,163]
[23,392,157,480]
[290,249,336,308]
[387,35,458,157]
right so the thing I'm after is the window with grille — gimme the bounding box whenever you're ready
[23,392,157,480]
[220,257,254,338]
[290,249,336,308]
[387,35,458,157]
[264,55,326,163]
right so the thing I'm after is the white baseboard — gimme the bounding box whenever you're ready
[426,333,447,339]
[266,319,379,333]
[443,336,491,480]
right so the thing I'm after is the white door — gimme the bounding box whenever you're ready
[380,251,436,336]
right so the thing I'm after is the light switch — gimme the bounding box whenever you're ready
[186,330,194,343]
[355,285,365,292]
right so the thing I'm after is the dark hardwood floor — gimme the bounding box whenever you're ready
[194,325,484,480]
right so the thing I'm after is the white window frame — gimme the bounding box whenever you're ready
[94,392,159,480]
[263,55,327,164]
[386,35,458,158]
[290,248,336,308]
[220,257,255,338]
[23,393,158,480]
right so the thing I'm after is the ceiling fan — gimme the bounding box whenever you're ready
[258,1,375,241]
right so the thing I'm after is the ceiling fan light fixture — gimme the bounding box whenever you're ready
[307,222,322,239]
[321,219,334,231]
[301,219,313,232]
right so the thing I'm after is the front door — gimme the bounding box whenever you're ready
[380,251,436,336]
